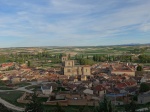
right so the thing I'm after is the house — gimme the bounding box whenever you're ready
[83,89,93,95]
[37,78,49,84]
[125,86,138,95]
[82,81,92,88]
[134,77,146,84]
[138,91,150,104]
[115,83,127,89]
[94,85,106,97]
[110,64,135,76]
[1,62,14,68]
[68,84,77,91]
[41,85,53,95]
[1,76,9,81]
[124,81,137,87]
[143,74,150,81]
[11,77,21,84]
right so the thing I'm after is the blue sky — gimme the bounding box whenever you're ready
[0,0,150,47]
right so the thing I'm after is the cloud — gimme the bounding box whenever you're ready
[0,0,150,47]
[139,23,150,32]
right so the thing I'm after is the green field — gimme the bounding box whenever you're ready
[0,86,13,90]
[0,91,25,107]
[0,80,5,86]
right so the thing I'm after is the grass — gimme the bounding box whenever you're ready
[37,97,48,102]
[0,91,25,107]
[0,86,13,90]
[15,82,31,87]
[0,80,5,86]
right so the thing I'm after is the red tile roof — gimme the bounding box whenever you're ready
[2,63,14,67]
[125,81,136,86]
[116,83,127,89]
[94,85,105,91]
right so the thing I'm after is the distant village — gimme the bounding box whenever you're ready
[0,52,150,109]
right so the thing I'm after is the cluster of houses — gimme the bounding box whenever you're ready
[1,58,150,106]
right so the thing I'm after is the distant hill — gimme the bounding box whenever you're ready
[117,43,150,46]
[0,43,150,49]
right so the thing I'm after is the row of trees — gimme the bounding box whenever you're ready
[138,55,150,63]
[76,54,150,64]
[72,53,150,65]
[139,83,150,93]
[93,54,133,62]
[130,47,149,54]
[0,52,149,67]
[78,58,95,65]
[0,52,63,67]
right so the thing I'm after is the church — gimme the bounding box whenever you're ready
[61,56,91,76]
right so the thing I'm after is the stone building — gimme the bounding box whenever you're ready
[62,56,68,62]
[61,57,91,76]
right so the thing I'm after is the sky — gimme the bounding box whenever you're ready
[0,0,150,47]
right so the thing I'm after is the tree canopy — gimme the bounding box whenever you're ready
[139,83,150,93]
[136,65,143,71]
[94,96,116,112]
[25,93,43,112]
[0,103,12,112]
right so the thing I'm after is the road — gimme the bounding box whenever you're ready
[0,97,25,111]
[16,85,34,93]
[0,81,38,93]
[16,81,38,93]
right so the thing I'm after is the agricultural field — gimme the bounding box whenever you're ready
[0,45,149,68]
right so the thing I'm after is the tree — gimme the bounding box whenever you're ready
[0,103,13,112]
[138,55,150,63]
[125,100,137,112]
[25,92,43,112]
[82,105,92,112]
[54,103,65,112]
[136,65,143,71]
[68,54,71,60]
[27,61,31,67]
[79,59,94,65]
[139,83,150,93]
[94,96,116,112]
[87,55,89,59]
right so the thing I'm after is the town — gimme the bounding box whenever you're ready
[0,46,150,112]
[1,0,150,111]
